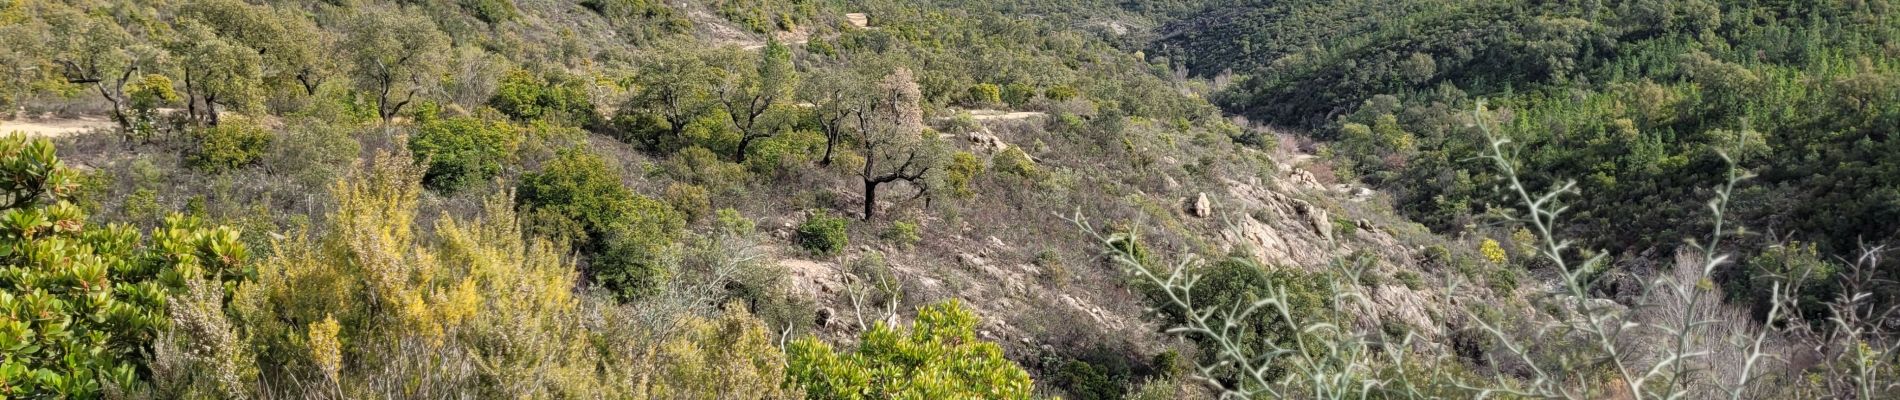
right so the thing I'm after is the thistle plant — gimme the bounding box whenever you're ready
[1081,104,1898,399]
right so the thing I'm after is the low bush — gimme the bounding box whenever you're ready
[186,116,272,172]
[0,137,249,397]
[1147,257,1330,381]
[967,83,1002,107]
[1002,82,1036,108]
[944,151,983,198]
[518,148,684,299]
[786,300,1033,399]
[489,69,595,124]
[1044,85,1079,102]
[662,146,751,195]
[662,182,711,223]
[409,106,520,192]
[882,220,920,249]
[1054,360,1124,400]
[993,147,1038,179]
[796,211,849,256]
[460,0,516,23]
[744,130,825,175]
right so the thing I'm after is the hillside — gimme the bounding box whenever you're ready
[0,0,1895,399]
[1159,0,1900,308]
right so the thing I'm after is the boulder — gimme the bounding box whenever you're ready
[1187,192,1213,218]
[1293,200,1333,241]
[966,129,1009,153]
[815,307,835,327]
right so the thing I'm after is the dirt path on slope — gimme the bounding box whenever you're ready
[1,117,112,139]
[963,109,1047,121]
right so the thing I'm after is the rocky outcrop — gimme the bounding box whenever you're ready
[1187,192,1212,218]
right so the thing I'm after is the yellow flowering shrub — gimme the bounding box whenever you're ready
[1480,238,1508,265]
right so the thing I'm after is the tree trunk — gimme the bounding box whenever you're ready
[820,128,839,166]
[297,70,320,96]
[184,71,199,123]
[96,83,128,133]
[862,151,877,220]
[206,94,221,126]
[863,179,878,220]
[378,82,393,122]
[820,140,836,166]
[735,134,757,163]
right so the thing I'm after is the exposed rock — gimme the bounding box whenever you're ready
[966,129,1010,153]
[1220,216,1300,267]
[845,13,870,28]
[957,252,988,267]
[1293,200,1333,242]
[1187,192,1213,218]
[1282,167,1324,191]
[1357,218,1374,232]
[1058,294,1130,331]
[782,258,843,297]
[815,307,835,327]
[1368,286,1444,339]
[1551,296,1629,320]
[1351,187,1378,200]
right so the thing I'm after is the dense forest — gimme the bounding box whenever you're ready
[0,0,1896,398]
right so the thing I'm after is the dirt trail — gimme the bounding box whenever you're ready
[964,109,1047,121]
[1,117,111,139]
[741,37,809,50]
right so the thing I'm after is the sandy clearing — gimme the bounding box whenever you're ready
[1,118,112,139]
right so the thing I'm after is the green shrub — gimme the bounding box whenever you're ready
[1001,82,1036,108]
[1054,360,1124,400]
[1731,243,1841,322]
[744,129,824,175]
[662,146,751,194]
[1381,319,1410,338]
[796,211,849,256]
[607,111,673,150]
[518,148,684,299]
[786,300,1033,399]
[186,116,272,172]
[967,83,1002,107]
[944,151,983,198]
[1395,270,1423,290]
[0,136,249,397]
[124,74,179,141]
[882,220,920,249]
[1421,245,1451,269]
[593,204,685,299]
[662,182,711,223]
[460,0,516,23]
[1487,266,1519,294]
[993,147,1038,179]
[682,110,741,155]
[489,69,595,124]
[1044,85,1079,102]
[409,106,520,192]
[1332,217,1359,236]
[1148,257,1329,381]
[1035,249,1069,286]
